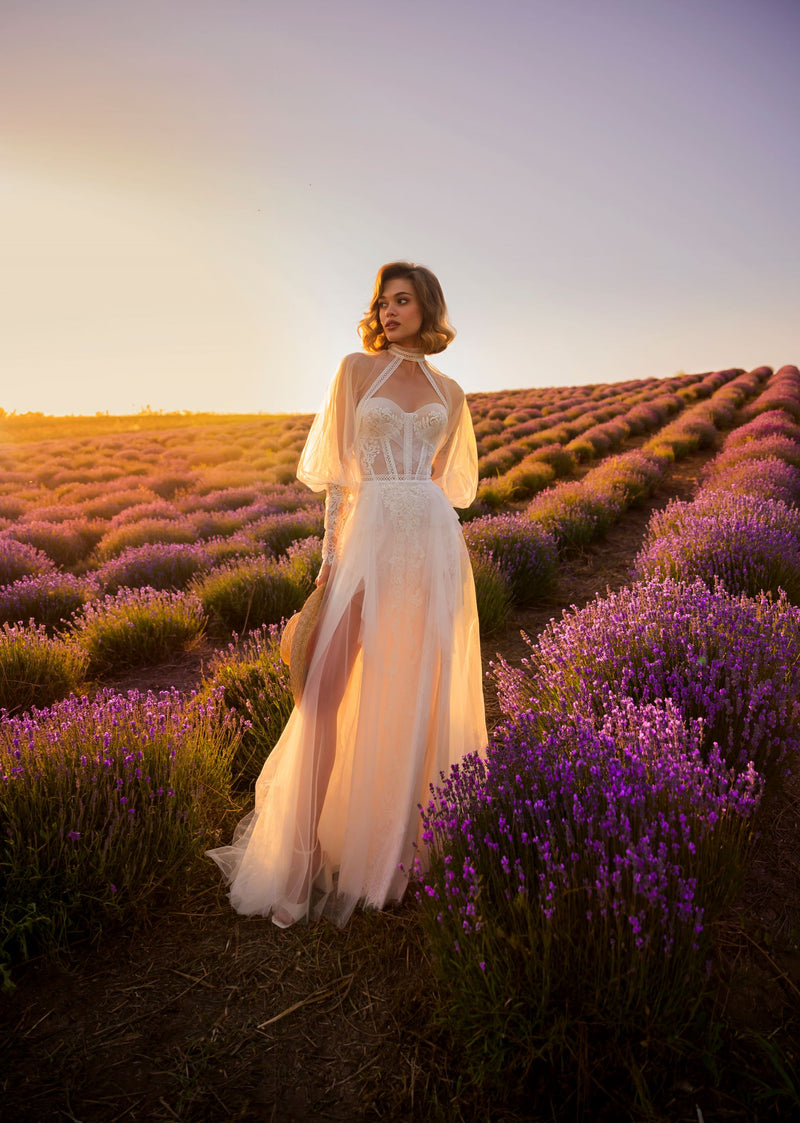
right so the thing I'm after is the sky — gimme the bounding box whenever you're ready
[1,0,798,417]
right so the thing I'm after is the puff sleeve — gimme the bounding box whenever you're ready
[432,393,479,509]
[296,355,363,492]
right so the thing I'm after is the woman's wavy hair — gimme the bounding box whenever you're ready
[358,261,456,355]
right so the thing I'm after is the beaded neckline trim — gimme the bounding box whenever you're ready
[388,344,426,361]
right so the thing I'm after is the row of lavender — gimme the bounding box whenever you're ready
[472,365,752,508]
[0,370,705,528]
[0,375,680,555]
[461,364,770,632]
[0,368,739,574]
[634,365,800,601]
[413,364,800,1110]
[0,531,321,718]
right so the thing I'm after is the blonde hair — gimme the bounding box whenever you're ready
[358,261,456,355]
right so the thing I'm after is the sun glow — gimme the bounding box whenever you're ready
[1,166,264,417]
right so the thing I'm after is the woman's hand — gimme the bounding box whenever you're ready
[315,561,332,587]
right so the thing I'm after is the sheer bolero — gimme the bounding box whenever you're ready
[295,351,478,508]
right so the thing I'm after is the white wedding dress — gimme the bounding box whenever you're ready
[208,345,487,925]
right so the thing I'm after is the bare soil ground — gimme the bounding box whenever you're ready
[1,447,798,1122]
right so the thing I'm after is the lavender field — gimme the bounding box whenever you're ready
[1,363,799,1121]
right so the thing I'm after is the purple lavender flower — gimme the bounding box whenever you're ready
[0,572,93,631]
[703,456,800,507]
[94,541,210,594]
[463,514,557,603]
[492,576,800,783]
[634,495,800,603]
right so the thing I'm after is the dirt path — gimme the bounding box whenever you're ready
[2,445,798,1123]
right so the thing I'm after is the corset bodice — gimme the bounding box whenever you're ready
[356,396,448,480]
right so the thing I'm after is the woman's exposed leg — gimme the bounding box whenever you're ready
[274,588,364,921]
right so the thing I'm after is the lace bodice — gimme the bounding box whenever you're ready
[357,396,448,480]
[355,354,448,481]
[297,345,478,512]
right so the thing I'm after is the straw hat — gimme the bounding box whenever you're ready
[280,584,326,704]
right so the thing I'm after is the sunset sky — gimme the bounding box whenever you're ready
[1,0,798,417]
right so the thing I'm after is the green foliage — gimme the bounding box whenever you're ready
[501,457,556,500]
[470,553,512,636]
[0,690,238,968]
[71,588,206,675]
[282,535,323,596]
[194,557,306,635]
[95,518,198,560]
[0,623,88,715]
[200,623,294,789]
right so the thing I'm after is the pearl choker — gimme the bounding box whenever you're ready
[388,344,426,361]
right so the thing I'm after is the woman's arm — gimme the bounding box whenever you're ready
[316,483,349,585]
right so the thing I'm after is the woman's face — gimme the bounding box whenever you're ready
[378,277,423,350]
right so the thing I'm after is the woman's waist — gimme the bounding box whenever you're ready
[356,474,437,486]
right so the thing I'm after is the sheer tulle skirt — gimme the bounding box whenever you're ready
[207,479,487,925]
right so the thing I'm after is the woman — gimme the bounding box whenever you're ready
[208,261,487,927]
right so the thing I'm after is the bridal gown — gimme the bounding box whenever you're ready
[208,345,488,925]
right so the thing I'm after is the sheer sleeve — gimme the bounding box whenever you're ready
[296,353,372,493]
[321,484,349,564]
[432,392,479,509]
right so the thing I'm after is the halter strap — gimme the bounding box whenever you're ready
[360,352,448,409]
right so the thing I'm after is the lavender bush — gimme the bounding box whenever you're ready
[0,688,238,969]
[201,623,294,788]
[525,480,625,551]
[95,517,198,561]
[498,456,557,501]
[742,365,800,422]
[478,445,524,478]
[463,514,557,604]
[194,557,307,635]
[492,577,800,785]
[581,449,666,507]
[415,696,762,1110]
[106,498,181,526]
[7,518,103,567]
[709,437,800,481]
[247,509,324,556]
[723,408,800,448]
[470,552,512,636]
[195,538,256,575]
[521,442,576,476]
[634,495,800,602]
[0,623,88,714]
[94,541,211,594]
[474,474,516,511]
[282,535,323,596]
[0,572,93,631]
[0,538,57,584]
[703,456,800,507]
[644,415,717,459]
[71,587,206,675]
